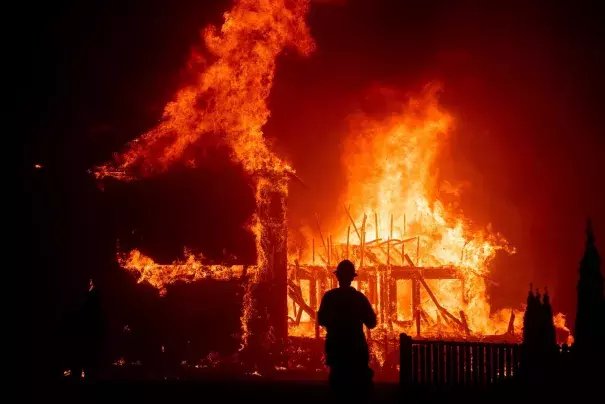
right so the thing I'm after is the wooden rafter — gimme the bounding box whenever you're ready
[404,254,464,329]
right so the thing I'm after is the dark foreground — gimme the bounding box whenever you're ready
[36,378,581,404]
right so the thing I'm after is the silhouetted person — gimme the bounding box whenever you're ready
[318,260,377,395]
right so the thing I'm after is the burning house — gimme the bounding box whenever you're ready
[91,0,570,363]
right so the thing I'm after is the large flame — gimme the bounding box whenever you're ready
[341,84,514,336]
[290,85,570,341]
[94,0,315,348]
[92,0,571,349]
[118,249,249,296]
[94,0,313,180]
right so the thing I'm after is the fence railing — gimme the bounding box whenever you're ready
[400,335,521,387]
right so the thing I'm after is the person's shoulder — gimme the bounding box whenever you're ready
[355,289,370,300]
[322,288,338,300]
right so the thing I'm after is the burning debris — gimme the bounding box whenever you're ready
[286,85,525,342]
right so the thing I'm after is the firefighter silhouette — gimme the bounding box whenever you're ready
[318,260,377,392]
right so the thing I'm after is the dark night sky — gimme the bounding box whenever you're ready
[18,0,604,363]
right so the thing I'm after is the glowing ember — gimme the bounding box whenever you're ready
[113,357,126,367]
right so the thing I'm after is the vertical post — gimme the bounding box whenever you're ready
[485,344,493,384]
[511,344,519,377]
[402,214,406,263]
[498,345,505,381]
[464,344,472,384]
[422,343,430,383]
[447,344,456,385]
[309,278,317,311]
[327,236,331,266]
[388,214,394,330]
[412,343,420,384]
[472,344,480,387]
[459,343,466,385]
[431,342,439,385]
[415,309,421,337]
[412,279,421,327]
[330,235,334,264]
[400,333,413,388]
[478,344,485,384]
[438,342,445,385]
[312,238,315,264]
[460,311,470,335]
[368,273,376,311]
[387,237,391,266]
[505,346,513,377]
[375,212,379,241]
[416,236,420,266]
[360,214,367,270]
[461,278,468,304]
[346,226,350,259]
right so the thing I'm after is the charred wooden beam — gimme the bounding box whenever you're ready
[314,213,329,262]
[459,310,471,335]
[507,311,516,335]
[404,254,464,329]
[287,280,316,321]
[344,205,362,242]
[309,277,317,311]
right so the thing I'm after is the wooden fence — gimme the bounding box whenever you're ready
[400,335,521,387]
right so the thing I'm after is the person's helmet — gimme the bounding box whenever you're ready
[334,259,358,278]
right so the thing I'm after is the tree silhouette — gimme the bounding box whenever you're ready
[542,288,557,350]
[574,218,605,353]
[522,284,559,383]
[523,284,539,349]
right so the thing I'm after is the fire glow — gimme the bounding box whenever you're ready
[287,84,522,341]
[93,0,571,354]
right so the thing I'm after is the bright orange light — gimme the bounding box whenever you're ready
[93,0,315,350]
[289,84,570,343]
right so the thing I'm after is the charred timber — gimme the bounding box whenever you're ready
[292,264,462,280]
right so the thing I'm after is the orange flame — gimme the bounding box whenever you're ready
[94,0,315,347]
[341,85,513,336]
[93,0,313,180]
[91,0,571,349]
[119,249,248,295]
[290,84,569,341]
